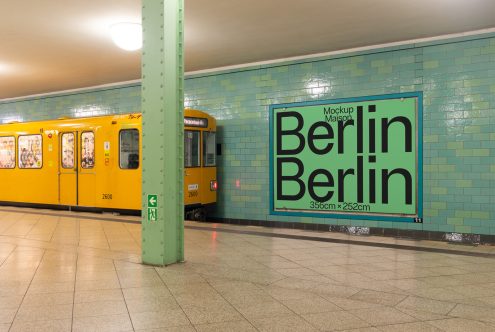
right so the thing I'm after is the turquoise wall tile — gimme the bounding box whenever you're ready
[1,34,494,235]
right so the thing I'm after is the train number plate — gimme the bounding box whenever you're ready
[188,184,198,191]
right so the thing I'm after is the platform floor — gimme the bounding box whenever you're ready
[1,208,495,331]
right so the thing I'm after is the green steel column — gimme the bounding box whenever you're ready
[141,0,184,265]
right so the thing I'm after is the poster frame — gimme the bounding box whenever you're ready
[268,92,423,223]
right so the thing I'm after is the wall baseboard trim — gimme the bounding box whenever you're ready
[209,217,494,246]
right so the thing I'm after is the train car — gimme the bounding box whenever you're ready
[0,109,217,219]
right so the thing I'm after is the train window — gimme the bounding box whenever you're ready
[203,132,216,167]
[61,133,75,169]
[120,129,139,169]
[81,132,95,169]
[18,134,42,169]
[0,136,15,169]
[184,130,200,167]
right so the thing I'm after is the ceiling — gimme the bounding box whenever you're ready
[1,0,495,99]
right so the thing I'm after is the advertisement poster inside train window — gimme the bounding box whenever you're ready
[0,136,15,169]
[270,93,422,222]
[61,133,75,169]
[81,132,95,169]
[18,134,43,169]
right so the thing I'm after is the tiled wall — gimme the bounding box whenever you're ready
[1,34,494,235]
[0,84,141,122]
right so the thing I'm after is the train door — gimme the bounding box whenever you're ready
[78,131,96,207]
[184,130,202,206]
[201,130,217,205]
[59,131,77,206]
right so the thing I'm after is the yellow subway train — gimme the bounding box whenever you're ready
[0,109,217,219]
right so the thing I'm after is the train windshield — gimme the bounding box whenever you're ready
[184,131,200,167]
[203,132,216,167]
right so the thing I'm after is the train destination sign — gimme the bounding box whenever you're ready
[270,93,422,222]
[184,117,208,128]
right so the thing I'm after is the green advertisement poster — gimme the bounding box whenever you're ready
[270,93,423,222]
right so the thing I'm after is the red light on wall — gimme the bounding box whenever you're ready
[235,179,240,188]
[210,180,218,191]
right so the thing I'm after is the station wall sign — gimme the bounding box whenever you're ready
[269,93,423,222]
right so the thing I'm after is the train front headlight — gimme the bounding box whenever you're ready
[210,180,218,191]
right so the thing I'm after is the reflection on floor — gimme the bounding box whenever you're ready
[1,208,495,331]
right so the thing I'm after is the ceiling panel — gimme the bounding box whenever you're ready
[1,0,494,99]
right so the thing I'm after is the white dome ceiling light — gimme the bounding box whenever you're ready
[0,62,11,74]
[110,23,142,51]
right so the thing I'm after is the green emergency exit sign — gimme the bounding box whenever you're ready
[147,194,158,221]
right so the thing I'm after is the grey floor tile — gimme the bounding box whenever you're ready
[350,289,407,306]
[181,303,243,325]
[260,285,314,301]
[119,275,164,288]
[377,321,442,332]
[405,286,467,302]
[75,278,121,291]
[275,267,319,277]
[0,308,17,324]
[73,300,128,317]
[15,303,73,322]
[72,313,133,332]
[195,320,256,332]
[75,270,118,281]
[31,273,75,283]
[281,295,342,314]
[473,296,495,307]
[303,311,371,331]
[157,270,206,286]
[9,319,72,332]
[427,318,495,332]
[174,293,229,307]
[75,289,124,303]
[384,278,431,291]
[395,307,449,321]
[0,295,23,309]
[130,309,191,330]
[22,292,73,306]
[234,300,292,320]
[0,286,28,297]
[313,282,362,299]
[350,307,417,326]
[339,328,381,332]
[447,284,495,298]
[126,297,181,313]
[26,281,74,294]
[327,297,384,311]
[219,290,275,307]
[448,303,495,323]
[395,296,456,315]
[134,326,196,332]
[123,286,173,300]
[249,314,318,331]
[76,263,116,273]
